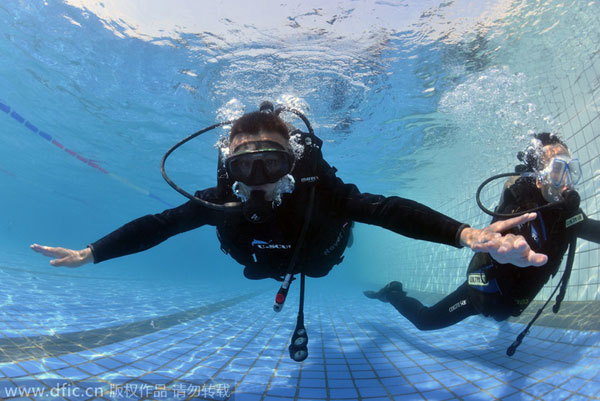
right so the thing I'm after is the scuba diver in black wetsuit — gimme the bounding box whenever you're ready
[31,102,548,361]
[365,133,600,354]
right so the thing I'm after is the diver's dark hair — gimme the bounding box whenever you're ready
[533,132,568,149]
[516,132,569,172]
[230,111,289,141]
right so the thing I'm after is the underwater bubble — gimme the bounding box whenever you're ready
[216,98,245,125]
[288,133,305,160]
[276,95,309,114]
[231,181,248,202]
[272,174,295,207]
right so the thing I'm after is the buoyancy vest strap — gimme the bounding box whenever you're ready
[553,235,576,313]
[299,272,306,315]
[273,186,316,312]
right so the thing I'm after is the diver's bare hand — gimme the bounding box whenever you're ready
[483,233,548,267]
[461,213,548,267]
[30,244,93,267]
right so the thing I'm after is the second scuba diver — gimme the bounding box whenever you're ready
[365,133,600,354]
[31,102,549,361]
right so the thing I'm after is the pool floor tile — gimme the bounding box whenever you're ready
[0,283,597,401]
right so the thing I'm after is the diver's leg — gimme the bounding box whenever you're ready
[364,281,406,301]
[366,281,478,330]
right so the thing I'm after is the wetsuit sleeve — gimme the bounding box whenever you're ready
[318,159,467,248]
[88,188,222,263]
[575,215,600,243]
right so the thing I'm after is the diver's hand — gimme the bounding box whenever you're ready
[460,213,548,267]
[30,244,93,268]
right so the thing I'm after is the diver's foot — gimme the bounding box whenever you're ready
[363,281,406,303]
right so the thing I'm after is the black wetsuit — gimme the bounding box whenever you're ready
[389,177,600,330]
[88,135,468,280]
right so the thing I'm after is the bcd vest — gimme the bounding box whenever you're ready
[215,130,352,279]
[467,177,578,317]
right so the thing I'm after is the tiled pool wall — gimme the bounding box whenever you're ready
[383,23,600,303]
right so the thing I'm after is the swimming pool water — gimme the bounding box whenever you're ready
[0,1,599,400]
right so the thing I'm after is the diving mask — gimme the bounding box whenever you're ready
[538,156,582,203]
[539,156,582,189]
[225,140,294,186]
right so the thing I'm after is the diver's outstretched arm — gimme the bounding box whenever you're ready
[322,159,547,268]
[31,188,221,267]
[30,244,93,268]
[576,217,600,243]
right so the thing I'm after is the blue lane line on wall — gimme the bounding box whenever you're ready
[1,100,173,208]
